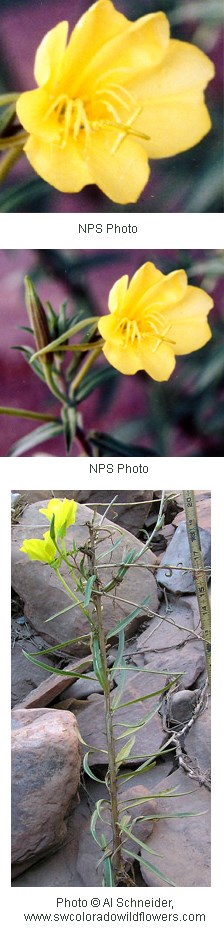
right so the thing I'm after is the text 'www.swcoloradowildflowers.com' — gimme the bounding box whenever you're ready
[23,897,206,924]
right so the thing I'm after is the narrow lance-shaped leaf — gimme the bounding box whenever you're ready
[108,593,152,638]
[110,629,124,682]
[115,736,135,767]
[123,848,175,887]
[83,575,96,608]
[83,752,105,784]
[22,650,98,680]
[8,421,63,456]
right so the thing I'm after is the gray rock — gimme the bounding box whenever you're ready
[12,501,158,656]
[76,665,173,767]
[156,522,211,593]
[12,708,81,878]
[161,689,201,728]
[184,697,211,778]
[60,671,103,700]
[134,595,207,689]
[140,767,210,887]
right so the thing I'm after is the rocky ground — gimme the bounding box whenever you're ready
[11,490,211,888]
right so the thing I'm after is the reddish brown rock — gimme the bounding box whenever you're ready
[12,708,81,878]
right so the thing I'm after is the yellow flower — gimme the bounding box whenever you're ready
[39,498,77,536]
[98,262,214,381]
[20,531,57,563]
[16,1,214,203]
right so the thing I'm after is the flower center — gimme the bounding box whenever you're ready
[45,84,150,152]
[115,310,172,351]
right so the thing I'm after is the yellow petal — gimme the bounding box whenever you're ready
[140,339,176,381]
[85,129,149,203]
[124,262,165,316]
[168,318,212,355]
[34,21,69,88]
[131,39,215,157]
[136,270,188,318]
[108,275,129,314]
[16,88,60,142]
[61,0,127,95]
[136,94,212,158]
[165,286,214,353]
[23,135,92,192]
[78,12,169,96]
[102,340,140,375]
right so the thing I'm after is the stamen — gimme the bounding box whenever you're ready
[44,94,69,122]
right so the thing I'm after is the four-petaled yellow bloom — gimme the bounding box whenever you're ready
[39,498,77,536]
[98,262,214,381]
[16,0,214,203]
[20,531,57,563]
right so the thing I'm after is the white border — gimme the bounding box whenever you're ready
[1,212,223,249]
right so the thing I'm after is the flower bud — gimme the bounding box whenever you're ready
[24,276,53,364]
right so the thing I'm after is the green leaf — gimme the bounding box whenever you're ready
[110,629,124,681]
[88,432,158,457]
[90,807,103,848]
[103,855,113,887]
[0,102,16,134]
[74,366,114,403]
[49,513,56,543]
[114,675,179,709]
[83,575,96,607]
[0,178,48,212]
[111,659,127,711]
[25,633,90,655]
[115,736,135,766]
[8,421,63,456]
[123,847,175,887]
[108,593,152,638]
[22,650,97,680]
[62,404,77,454]
[115,702,160,739]
[11,344,47,382]
[83,752,105,784]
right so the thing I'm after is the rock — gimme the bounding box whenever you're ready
[11,708,81,878]
[12,501,158,656]
[156,522,211,594]
[162,688,201,728]
[60,671,103,700]
[75,665,173,767]
[184,696,211,779]
[139,767,210,887]
[78,490,154,537]
[11,639,53,707]
[133,595,207,689]
[11,778,99,888]
[11,765,172,888]
[76,783,158,886]
[13,653,93,709]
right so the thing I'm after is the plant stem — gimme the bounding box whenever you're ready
[0,145,24,183]
[0,405,59,422]
[69,346,102,397]
[87,523,122,884]
[55,568,93,626]
[0,131,27,150]
[30,317,100,361]
[0,93,20,105]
